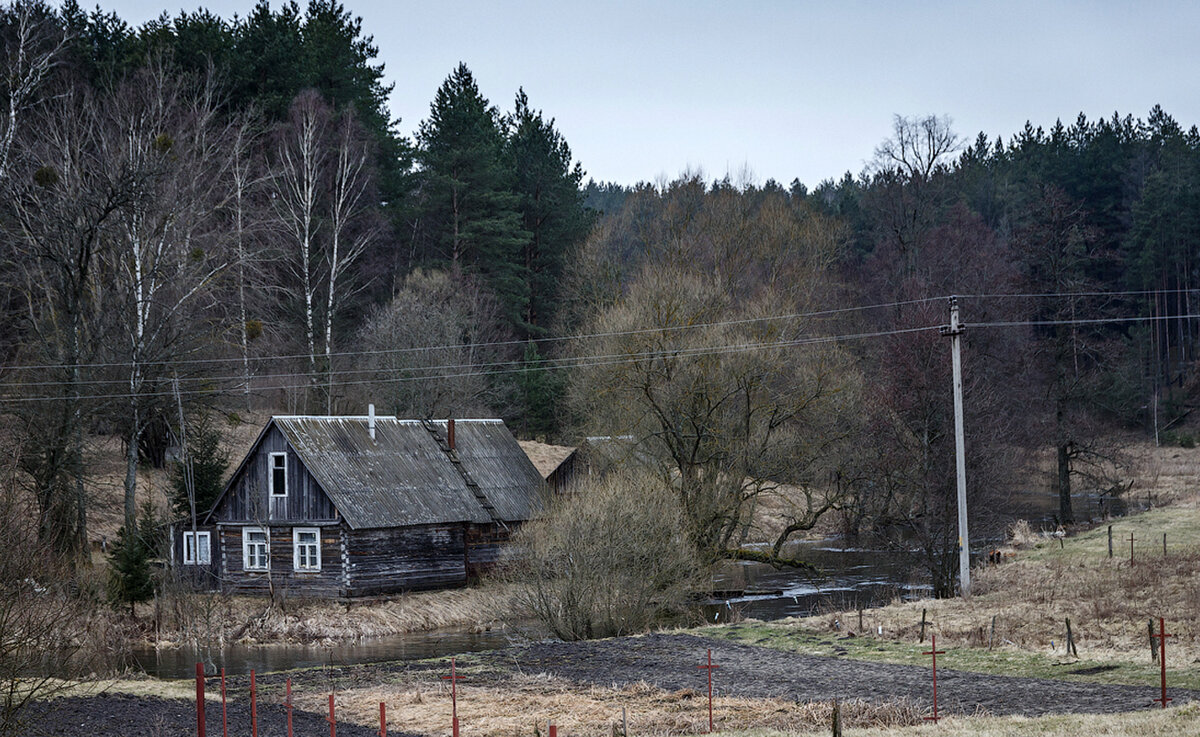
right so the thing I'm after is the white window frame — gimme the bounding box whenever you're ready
[183,530,211,565]
[269,452,288,497]
[293,527,321,572]
[242,527,269,571]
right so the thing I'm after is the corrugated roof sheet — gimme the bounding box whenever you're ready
[432,420,547,522]
[270,416,542,530]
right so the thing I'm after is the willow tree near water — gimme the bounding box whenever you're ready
[566,181,862,567]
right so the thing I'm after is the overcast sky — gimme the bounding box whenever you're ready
[83,1,1200,188]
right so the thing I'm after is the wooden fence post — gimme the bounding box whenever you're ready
[1107,525,1113,558]
[195,663,205,737]
[919,609,927,643]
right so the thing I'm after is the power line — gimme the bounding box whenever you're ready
[0,324,943,403]
[0,295,944,373]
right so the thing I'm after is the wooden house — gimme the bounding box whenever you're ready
[546,435,642,494]
[170,412,545,597]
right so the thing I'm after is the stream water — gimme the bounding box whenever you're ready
[133,489,1123,679]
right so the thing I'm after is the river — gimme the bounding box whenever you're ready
[134,489,1124,679]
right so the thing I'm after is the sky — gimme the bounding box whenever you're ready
[81,1,1200,189]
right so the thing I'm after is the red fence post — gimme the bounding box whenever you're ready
[328,693,337,737]
[220,668,227,737]
[441,657,466,737]
[250,669,257,737]
[195,663,206,737]
[697,648,720,733]
[923,635,945,724]
[1153,617,1173,708]
[286,678,294,737]
[380,701,387,737]
[549,723,557,737]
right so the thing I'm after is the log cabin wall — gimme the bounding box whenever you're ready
[169,522,221,590]
[211,425,339,525]
[344,524,467,596]
[465,523,514,578]
[217,523,344,597]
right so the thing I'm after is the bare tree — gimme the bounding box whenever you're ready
[271,91,328,407]
[270,91,377,412]
[352,269,514,418]
[868,114,962,263]
[5,83,135,560]
[565,182,860,567]
[322,108,377,412]
[0,1,68,183]
[103,65,233,531]
[504,470,700,640]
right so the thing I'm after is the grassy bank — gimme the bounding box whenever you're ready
[727,703,1200,736]
[694,490,1200,691]
[146,583,519,648]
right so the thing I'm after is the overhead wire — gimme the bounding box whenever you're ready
[0,288,1195,404]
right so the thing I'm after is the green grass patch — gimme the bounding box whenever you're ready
[691,621,1200,691]
[1021,504,1200,564]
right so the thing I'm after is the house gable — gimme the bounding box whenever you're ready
[209,422,339,525]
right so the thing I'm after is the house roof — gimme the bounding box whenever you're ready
[222,415,544,530]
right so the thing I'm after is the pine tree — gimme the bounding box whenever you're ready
[169,417,230,522]
[107,502,158,614]
[416,64,530,330]
[508,89,590,337]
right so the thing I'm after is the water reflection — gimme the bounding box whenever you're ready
[132,627,515,680]
[705,540,931,622]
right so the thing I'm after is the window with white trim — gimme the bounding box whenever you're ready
[293,527,321,571]
[243,527,269,571]
[183,530,211,565]
[269,452,288,497]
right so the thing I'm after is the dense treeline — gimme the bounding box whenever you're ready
[2,0,1198,602]
[0,0,589,564]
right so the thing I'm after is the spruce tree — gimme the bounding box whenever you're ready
[417,64,530,330]
[508,89,590,337]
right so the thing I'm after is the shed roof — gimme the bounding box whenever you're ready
[263,416,542,530]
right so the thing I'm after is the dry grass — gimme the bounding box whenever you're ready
[292,673,923,737]
[518,440,574,479]
[149,584,520,646]
[726,702,1200,736]
[804,501,1200,664]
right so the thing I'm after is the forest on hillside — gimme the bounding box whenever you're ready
[2,1,1200,601]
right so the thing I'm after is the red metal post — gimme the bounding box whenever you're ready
[250,669,257,737]
[328,693,337,737]
[442,656,466,737]
[286,678,294,737]
[923,635,945,723]
[549,723,557,737]
[697,648,720,733]
[1153,617,1173,708]
[195,663,206,737]
[220,668,227,737]
[380,702,387,737]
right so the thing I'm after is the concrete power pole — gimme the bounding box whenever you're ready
[941,296,971,596]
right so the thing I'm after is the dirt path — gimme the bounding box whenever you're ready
[485,633,1194,717]
[23,632,1194,734]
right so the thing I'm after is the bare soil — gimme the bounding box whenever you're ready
[490,633,1193,717]
[25,632,1196,735]
[22,690,419,737]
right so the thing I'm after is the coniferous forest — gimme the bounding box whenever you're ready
[3,0,1200,602]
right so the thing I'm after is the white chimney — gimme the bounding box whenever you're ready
[368,403,376,441]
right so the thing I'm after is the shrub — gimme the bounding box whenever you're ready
[503,470,702,640]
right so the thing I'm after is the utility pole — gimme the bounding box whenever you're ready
[941,297,970,596]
